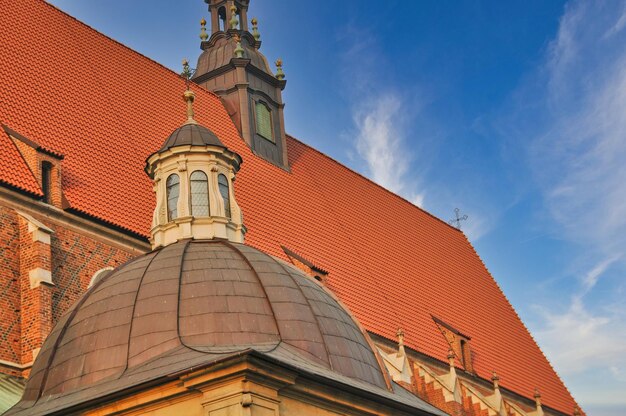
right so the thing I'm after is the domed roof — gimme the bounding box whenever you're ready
[194,35,273,77]
[15,240,390,413]
[158,122,224,153]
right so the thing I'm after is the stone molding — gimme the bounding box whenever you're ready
[28,268,53,289]
[16,210,53,244]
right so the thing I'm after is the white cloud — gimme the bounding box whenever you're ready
[524,0,626,259]
[516,0,626,406]
[338,24,427,209]
[581,255,621,293]
[352,93,425,207]
[533,294,626,376]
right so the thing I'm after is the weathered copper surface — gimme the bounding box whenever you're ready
[194,34,272,78]
[9,240,389,414]
[159,123,224,152]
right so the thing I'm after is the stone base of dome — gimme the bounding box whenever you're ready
[151,216,245,247]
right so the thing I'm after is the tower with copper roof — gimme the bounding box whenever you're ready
[193,0,289,168]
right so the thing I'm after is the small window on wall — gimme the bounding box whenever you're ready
[255,101,273,142]
[41,161,53,204]
[218,174,231,219]
[190,171,209,217]
[166,174,180,221]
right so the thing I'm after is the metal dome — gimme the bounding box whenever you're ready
[158,122,224,153]
[14,240,390,413]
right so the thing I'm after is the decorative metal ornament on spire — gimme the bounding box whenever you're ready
[448,208,468,230]
[181,59,197,124]
[229,5,239,30]
[200,18,208,41]
[233,34,245,58]
[251,17,261,41]
[275,58,285,80]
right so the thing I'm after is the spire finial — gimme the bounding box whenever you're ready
[229,5,239,30]
[181,59,196,124]
[534,388,542,408]
[233,34,245,58]
[200,18,208,41]
[251,17,261,42]
[447,348,455,367]
[396,328,406,357]
[275,58,285,80]
[491,370,500,390]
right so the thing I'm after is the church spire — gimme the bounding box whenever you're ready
[145,66,245,248]
[194,0,289,169]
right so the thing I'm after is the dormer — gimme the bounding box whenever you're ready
[145,88,245,248]
[193,0,289,169]
[3,125,65,208]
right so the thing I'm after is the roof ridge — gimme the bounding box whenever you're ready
[40,0,223,102]
[285,134,463,234]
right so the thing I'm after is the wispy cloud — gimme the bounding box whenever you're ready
[508,0,626,407]
[534,298,625,376]
[531,1,626,256]
[352,93,425,206]
[339,25,426,207]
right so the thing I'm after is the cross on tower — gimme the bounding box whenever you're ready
[181,59,193,89]
[448,208,468,230]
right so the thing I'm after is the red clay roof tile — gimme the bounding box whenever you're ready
[0,0,578,413]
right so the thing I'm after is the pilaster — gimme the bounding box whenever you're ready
[16,212,54,369]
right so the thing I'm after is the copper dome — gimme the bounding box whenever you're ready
[158,122,224,153]
[13,240,391,413]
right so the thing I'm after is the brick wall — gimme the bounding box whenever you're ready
[0,207,21,374]
[50,225,132,322]
[0,204,136,377]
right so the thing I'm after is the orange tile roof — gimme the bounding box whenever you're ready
[0,0,578,413]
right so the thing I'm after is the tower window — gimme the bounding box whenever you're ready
[218,6,226,31]
[41,161,53,204]
[190,171,209,217]
[218,173,231,219]
[255,101,274,142]
[166,174,180,221]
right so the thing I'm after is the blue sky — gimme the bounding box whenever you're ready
[50,1,626,414]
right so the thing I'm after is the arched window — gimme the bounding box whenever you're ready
[218,174,231,219]
[218,6,226,31]
[166,174,180,221]
[190,171,209,217]
[255,101,273,142]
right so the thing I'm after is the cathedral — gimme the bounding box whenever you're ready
[0,0,582,415]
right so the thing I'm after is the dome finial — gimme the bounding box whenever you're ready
[200,18,208,41]
[181,59,197,124]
